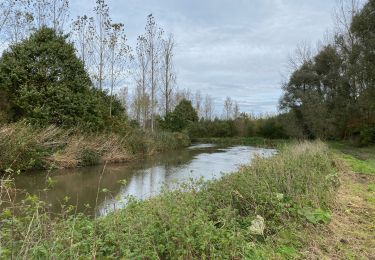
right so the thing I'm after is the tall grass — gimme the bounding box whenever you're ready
[0,141,338,259]
[0,122,190,172]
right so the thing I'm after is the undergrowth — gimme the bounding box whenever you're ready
[0,122,190,172]
[0,141,338,259]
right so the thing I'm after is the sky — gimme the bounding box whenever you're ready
[70,0,338,115]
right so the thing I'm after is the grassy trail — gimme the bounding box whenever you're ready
[303,148,375,259]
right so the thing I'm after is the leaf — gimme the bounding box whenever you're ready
[298,207,331,224]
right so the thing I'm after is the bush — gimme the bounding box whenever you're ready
[257,118,287,139]
[360,127,375,146]
[79,148,101,166]
[0,27,125,130]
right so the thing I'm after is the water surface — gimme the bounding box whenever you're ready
[15,144,275,216]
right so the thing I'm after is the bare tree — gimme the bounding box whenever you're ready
[203,94,213,120]
[160,33,176,115]
[233,101,240,119]
[108,22,131,117]
[287,41,313,71]
[1,0,69,45]
[334,0,361,41]
[135,35,149,129]
[93,0,110,90]
[0,0,13,36]
[2,0,33,44]
[194,90,202,118]
[144,14,163,132]
[72,15,95,68]
[118,86,129,117]
[50,0,69,33]
[130,85,143,123]
[223,96,233,120]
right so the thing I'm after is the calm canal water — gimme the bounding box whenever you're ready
[14,144,275,216]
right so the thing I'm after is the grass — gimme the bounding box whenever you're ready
[301,154,375,259]
[0,141,339,259]
[328,141,375,175]
[0,122,190,172]
[340,154,375,175]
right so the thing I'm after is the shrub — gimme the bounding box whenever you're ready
[79,148,101,166]
[359,127,375,146]
[0,27,125,130]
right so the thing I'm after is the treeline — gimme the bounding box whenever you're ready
[280,0,375,145]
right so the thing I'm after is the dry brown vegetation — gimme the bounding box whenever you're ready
[0,122,190,172]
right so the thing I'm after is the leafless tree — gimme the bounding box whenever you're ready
[93,0,110,90]
[144,14,163,132]
[50,0,69,32]
[203,94,213,120]
[130,85,143,123]
[333,0,361,42]
[233,101,240,119]
[0,0,13,36]
[108,22,131,117]
[160,33,176,115]
[287,41,313,71]
[223,96,233,120]
[194,90,202,118]
[72,15,95,69]
[135,35,149,128]
[118,86,129,116]
[1,0,69,45]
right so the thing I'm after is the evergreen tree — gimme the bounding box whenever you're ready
[0,27,124,129]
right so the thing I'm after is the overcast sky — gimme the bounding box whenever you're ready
[71,0,338,115]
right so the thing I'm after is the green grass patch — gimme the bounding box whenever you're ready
[341,154,375,175]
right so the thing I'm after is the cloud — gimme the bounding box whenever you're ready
[70,0,337,115]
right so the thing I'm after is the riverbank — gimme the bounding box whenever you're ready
[0,122,190,173]
[2,141,357,259]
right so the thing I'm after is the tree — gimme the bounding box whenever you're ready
[144,14,163,132]
[93,0,110,90]
[135,35,149,129]
[72,15,95,69]
[0,27,123,129]
[160,33,176,115]
[0,0,14,39]
[233,101,240,119]
[107,22,131,118]
[223,96,233,120]
[160,99,198,132]
[203,94,213,120]
[194,90,202,118]
[2,0,69,44]
[351,0,375,127]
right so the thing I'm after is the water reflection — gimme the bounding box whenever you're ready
[14,145,275,216]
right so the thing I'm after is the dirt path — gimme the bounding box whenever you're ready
[303,159,375,259]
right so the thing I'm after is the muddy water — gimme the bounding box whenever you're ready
[15,144,275,216]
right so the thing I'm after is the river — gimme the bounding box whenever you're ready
[14,144,275,216]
